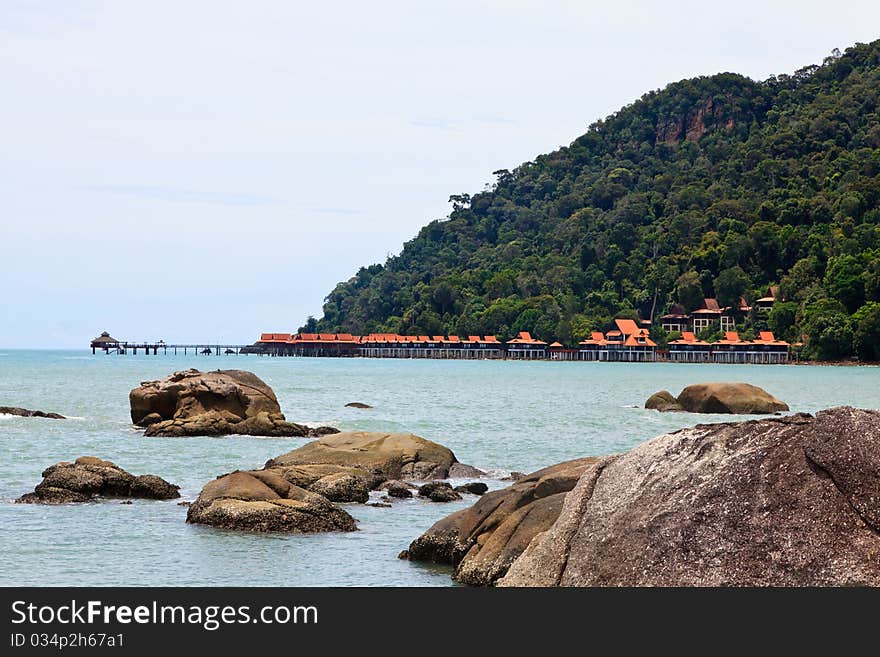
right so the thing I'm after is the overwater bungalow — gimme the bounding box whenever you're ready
[668,331,712,362]
[578,331,606,361]
[750,331,790,363]
[604,319,657,362]
[506,332,547,359]
[711,331,752,363]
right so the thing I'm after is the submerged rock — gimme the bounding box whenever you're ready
[0,406,66,420]
[645,382,788,414]
[186,471,356,533]
[500,407,880,586]
[405,457,598,585]
[16,457,179,504]
[129,369,337,437]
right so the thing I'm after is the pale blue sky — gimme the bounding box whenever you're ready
[2,1,879,347]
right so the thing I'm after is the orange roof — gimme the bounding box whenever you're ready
[467,335,481,343]
[703,298,721,311]
[624,334,656,347]
[259,332,292,343]
[714,331,748,345]
[754,331,789,346]
[579,332,606,346]
[670,331,709,346]
[483,335,499,343]
[614,319,640,336]
[418,335,431,342]
[446,336,461,343]
[549,341,564,348]
[507,331,547,345]
[432,335,445,342]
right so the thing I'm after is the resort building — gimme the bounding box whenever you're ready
[659,298,745,335]
[668,331,712,362]
[711,331,751,363]
[603,319,657,362]
[749,331,790,363]
[505,332,548,359]
[578,331,606,361]
[755,286,779,313]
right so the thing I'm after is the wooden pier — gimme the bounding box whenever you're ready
[90,332,252,356]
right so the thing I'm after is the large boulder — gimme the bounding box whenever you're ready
[500,407,880,586]
[267,431,458,480]
[405,457,599,585]
[129,369,338,437]
[186,470,356,533]
[646,382,788,414]
[0,406,65,419]
[16,456,179,504]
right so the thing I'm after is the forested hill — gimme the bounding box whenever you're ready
[312,39,880,360]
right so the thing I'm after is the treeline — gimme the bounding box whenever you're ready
[311,39,880,361]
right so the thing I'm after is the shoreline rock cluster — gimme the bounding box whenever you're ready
[187,430,486,533]
[16,457,179,504]
[129,369,338,437]
[645,382,789,414]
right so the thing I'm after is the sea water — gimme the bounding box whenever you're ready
[1,350,878,586]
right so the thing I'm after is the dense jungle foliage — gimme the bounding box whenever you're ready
[311,39,880,360]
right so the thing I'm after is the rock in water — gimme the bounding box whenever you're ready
[0,406,66,419]
[405,457,599,585]
[500,407,880,586]
[267,430,458,480]
[646,382,788,414]
[345,402,372,409]
[644,390,683,412]
[16,457,179,504]
[129,369,336,437]
[186,471,356,533]
[417,481,461,502]
[454,482,489,495]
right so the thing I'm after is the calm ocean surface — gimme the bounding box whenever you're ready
[1,350,878,586]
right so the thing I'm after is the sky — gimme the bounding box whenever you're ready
[2,1,879,348]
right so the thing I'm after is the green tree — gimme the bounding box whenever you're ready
[824,255,866,313]
[851,302,880,361]
[675,270,705,312]
[714,266,751,308]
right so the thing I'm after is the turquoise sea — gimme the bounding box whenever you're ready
[1,350,878,586]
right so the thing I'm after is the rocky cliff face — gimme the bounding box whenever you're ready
[655,96,736,144]
[500,407,880,586]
